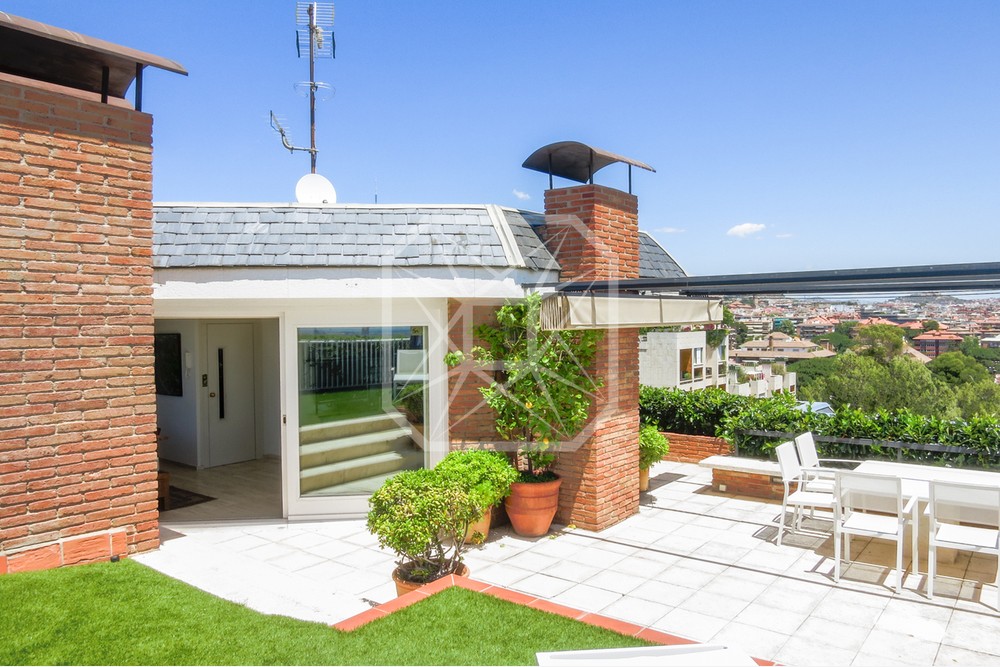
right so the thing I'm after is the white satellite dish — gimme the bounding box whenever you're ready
[295,173,337,204]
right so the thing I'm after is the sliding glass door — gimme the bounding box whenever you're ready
[296,326,427,497]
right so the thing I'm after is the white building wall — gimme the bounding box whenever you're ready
[639,330,727,391]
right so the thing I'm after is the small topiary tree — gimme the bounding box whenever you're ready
[638,425,670,470]
[435,449,520,515]
[367,469,481,584]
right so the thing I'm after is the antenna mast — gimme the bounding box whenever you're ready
[270,2,335,173]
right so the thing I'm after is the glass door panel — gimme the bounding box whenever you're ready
[297,326,426,497]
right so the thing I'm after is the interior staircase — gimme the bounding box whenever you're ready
[298,412,423,496]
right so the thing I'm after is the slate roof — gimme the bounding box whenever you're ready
[152,204,686,278]
[638,232,686,279]
[502,209,560,272]
[153,205,529,269]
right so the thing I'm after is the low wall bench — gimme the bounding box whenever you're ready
[700,455,783,500]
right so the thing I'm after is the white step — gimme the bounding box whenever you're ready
[299,448,424,493]
[299,426,413,469]
[299,412,409,445]
[303,470,411,497]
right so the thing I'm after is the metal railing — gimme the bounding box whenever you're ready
[298,338,412,392]
[737,429,990,464]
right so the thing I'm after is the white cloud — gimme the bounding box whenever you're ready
[726,223,766,238]
[655,226,686,234]
[512,189,531,201]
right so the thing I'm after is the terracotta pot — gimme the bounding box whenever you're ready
[464,507,492,544]
[639,467,650,492]
[504,477,562,537]
[392,562,469,598]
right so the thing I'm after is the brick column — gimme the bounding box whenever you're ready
[542,184,641,531]
[0,75,159,571]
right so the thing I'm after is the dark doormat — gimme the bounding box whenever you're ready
[162,486,215,512]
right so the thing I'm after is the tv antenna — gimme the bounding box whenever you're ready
[269,2,335,174]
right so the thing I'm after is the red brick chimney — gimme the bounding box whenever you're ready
[0,16,184,573]
[541,183,641,531]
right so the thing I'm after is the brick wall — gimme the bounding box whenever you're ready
[447,299,503,447]
[711,468,785,500]
[662,432,732,463]
[0,73,159,571]
[541,185,639,282]
[543,184,641,531]
[555,328,640,529]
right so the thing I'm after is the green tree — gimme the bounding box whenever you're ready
[789,357,838,397]
[955,380,1000,418]
[705,305,739,349]
[927,351,990,387]
[808,352,957,417]
[834,320,859,338]
[813,331,853,353]
[854,324,905,364]
[960,336,982,356]
[451,292,603,479]
[775,319,797,337]
[923,320,941,331]
[960,336,1000,375]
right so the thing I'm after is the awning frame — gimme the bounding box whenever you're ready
[540,293,722,331]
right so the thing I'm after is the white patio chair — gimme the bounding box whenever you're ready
[927,480,1000,609]
[794,431,857,493]
[392,349,427,397]
[776,440,834,546]
[834,470,919,594]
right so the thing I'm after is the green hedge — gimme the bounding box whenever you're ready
[639,386,1000,467]
[638,386,747,436]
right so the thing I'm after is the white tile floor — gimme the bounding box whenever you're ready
[136,461,1000,666]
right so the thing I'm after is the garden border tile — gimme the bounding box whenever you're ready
[331,575,775,665]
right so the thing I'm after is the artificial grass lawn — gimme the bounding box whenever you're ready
[299,388,386,427]
[0,560,650,665]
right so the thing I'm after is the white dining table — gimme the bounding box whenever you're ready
[853,460,1000,501]
[851,460,1000,565]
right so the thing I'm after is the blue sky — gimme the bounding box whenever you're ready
[7,1,1000,275]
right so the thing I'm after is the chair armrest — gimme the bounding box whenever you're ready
[903,495,919,516]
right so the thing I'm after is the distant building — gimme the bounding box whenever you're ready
[902,345,933,364]
[855,317,900,329]
[731,332,836,362]
[798,316,837,339]
[912,330,964,358]
[981,335,1000,350]
[728,362,797,398]
[638,330,798,399]
[639,331,727,392]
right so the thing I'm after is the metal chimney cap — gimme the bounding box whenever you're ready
[0,11,187,99]
[522,141,655,185]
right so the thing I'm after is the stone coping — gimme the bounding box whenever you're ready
[699,455,780,476]
[332,574,774,666]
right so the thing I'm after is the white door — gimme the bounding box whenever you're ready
[207,323,257,467]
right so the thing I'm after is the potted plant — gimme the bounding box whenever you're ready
[366,469,481,597]
[638,424,670,492]
[435,449,519,543]
[447,293,603,537]
[392,383,424,425]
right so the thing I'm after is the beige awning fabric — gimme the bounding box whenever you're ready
[540,294,723,330]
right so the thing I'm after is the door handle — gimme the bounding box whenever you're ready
[217,348,226,419]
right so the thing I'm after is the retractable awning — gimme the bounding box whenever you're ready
[540,294,722,331]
